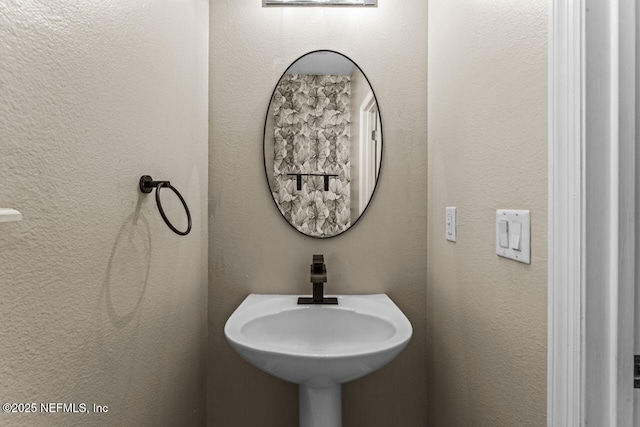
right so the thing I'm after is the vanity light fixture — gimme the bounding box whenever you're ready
[264,0,375,6]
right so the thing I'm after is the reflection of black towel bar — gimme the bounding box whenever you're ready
[139,175,192,236]
[286,173,339,191]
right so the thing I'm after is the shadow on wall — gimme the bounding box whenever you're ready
[101,198,152,328]
[93,196,152,393]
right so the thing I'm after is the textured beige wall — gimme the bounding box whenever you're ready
[209,1,428,426]
[427,1,547,426]
[0,1,209,425]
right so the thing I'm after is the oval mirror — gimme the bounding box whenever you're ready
[264,50,382,238]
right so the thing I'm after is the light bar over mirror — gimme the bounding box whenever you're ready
[264,0,376,6]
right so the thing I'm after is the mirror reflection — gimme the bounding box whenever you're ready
[264,50,382,238]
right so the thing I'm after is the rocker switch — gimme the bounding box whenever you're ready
[498,220,509,248]
[510,221,522,251]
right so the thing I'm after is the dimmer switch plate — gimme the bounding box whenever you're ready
[446,207,456,242]
[496,210,530,264]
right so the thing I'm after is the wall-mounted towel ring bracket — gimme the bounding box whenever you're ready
[139,175,192,236]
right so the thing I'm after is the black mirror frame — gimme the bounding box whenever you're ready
[262,49,383,239]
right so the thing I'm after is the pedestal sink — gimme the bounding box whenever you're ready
[224,294,412,427]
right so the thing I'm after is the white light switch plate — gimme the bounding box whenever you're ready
[446,207,456,242]
[496,209,530,264]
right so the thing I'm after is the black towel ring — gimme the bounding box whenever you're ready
[139,175,192,236]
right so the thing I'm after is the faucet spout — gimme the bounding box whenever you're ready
[298,254,338,305]
[311,254,327,284]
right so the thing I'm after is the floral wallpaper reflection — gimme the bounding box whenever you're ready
[272,74,351,237]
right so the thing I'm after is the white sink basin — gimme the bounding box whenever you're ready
[224,294,412,427]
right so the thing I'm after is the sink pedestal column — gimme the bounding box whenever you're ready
[299,384,341,427]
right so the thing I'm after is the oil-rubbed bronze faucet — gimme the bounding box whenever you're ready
[298,254,338,305]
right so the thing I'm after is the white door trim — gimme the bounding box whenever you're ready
[547,0,585,425]
[549,0,637,425]
[359,90,377,215]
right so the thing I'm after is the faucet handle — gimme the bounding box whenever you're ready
[312,254,325,274]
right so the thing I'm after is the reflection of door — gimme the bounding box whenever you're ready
[359,91,380,215]
[373,106,381,178]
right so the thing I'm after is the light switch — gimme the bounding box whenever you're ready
[498,220,509,248]
[446,207,456,242]
[510,221,522,251]
[496,210,530,264]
